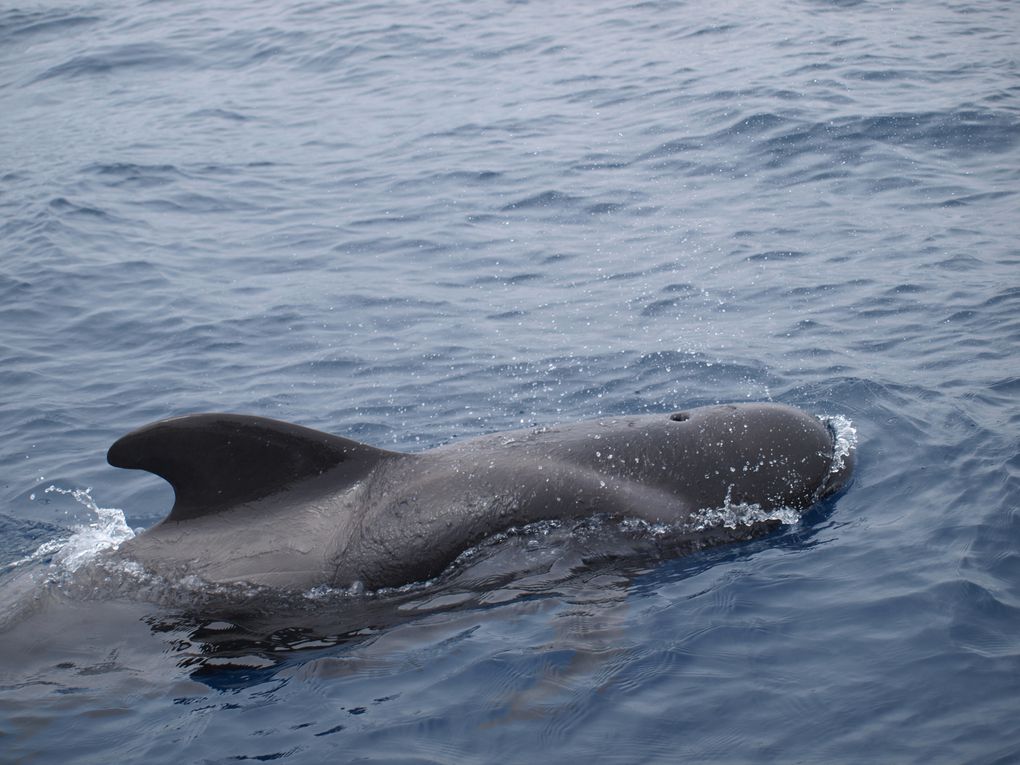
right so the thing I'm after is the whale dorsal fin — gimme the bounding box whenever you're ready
[107,413,399,522]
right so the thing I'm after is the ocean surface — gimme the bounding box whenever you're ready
[2,0,1018,761]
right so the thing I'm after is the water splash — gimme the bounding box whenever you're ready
[687,489,802,532]
[684,415,856,532]
[821,414,858,477]
[8,487,136,575]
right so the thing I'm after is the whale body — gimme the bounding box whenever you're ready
[107,403,854,590]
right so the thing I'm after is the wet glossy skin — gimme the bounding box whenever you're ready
[109,403,853,589]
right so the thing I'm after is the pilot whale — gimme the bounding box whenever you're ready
[107,403,854,590]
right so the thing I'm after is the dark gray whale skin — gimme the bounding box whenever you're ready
[107,403,854,590]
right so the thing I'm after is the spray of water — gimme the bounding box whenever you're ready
[5,487,135,575]
[822,414,858,477]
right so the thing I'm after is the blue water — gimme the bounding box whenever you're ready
[2,0,1018,761]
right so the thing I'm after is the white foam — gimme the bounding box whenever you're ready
[10,487,136,575]
[820,414,857,476]
[687,492,802,532]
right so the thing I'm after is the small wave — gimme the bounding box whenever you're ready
[501,190,585,211]
[746,250,810,263]
[32,43,191,83]
[0,9,98,43]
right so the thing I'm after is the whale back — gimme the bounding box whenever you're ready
[107,413,398,522]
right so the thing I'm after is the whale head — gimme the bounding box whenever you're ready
[661,403,855,512]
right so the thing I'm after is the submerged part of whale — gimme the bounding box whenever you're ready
[106,403,855,590]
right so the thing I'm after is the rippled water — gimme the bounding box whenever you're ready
[2,0,1018,762]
